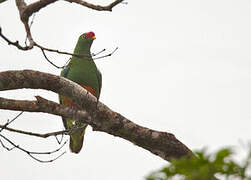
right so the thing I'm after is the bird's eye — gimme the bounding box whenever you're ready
[82,35,86,39]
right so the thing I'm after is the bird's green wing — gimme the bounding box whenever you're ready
[96,68,102,100]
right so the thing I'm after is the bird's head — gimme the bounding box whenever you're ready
[78,31,96,46]
[74,31,96,55]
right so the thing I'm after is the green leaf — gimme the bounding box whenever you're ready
[0,0,7,4]
[146,147,251,180]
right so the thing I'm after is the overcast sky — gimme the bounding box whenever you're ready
[0,0,251,179]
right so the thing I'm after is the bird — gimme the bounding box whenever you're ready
[59,32,102,153]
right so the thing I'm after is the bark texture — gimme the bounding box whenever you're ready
[0,70,193,161]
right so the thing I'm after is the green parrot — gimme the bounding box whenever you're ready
[59,32,102,153]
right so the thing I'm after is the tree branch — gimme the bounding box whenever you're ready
[0,109,67,163]
[0,27,117,63]
[0,70,193,161]
[1,0,123,60]
[0,95,91,138]
[13,0,124,48]
[0,133,67,163]
[65,0,124,11]
[0,111,24,132]
[0,124,69,138]
[0,27,30,50]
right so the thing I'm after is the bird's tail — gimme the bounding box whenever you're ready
[69,124,87,153]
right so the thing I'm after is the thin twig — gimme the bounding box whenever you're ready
[0,123,88,138]
[23,21,35,48]
[1,26,117,68]
[28,140,67,155]
[25,13,36,45]
[14,0,124,51]
[0,107,67,162]
[65,0,124,11]
[41,49,65,69]
[55,134,64,144]
[93,47,118,60]
[0,111,24,132]
[21,0,123,22]
[29,13,36,28]
[36,43,91,58]
[8,0,124,62]
[0,138,16,151]
[0,125,68,138]
[92,48,106,56]
[0,133,67,163]
[0,27,31,50]
[41,46,117,69]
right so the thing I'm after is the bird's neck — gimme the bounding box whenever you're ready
[73,45,91,56]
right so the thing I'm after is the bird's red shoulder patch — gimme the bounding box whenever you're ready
[62,97,74,107]
[62,85,96,107]
[81,85,96,97]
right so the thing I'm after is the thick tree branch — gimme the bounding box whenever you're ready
[0,70,193,161]
[0,96,90,120]
[0,96,91,137]
[22,0,57,21]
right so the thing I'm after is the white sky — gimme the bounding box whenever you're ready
[0,0,251,179]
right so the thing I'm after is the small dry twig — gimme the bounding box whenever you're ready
[0,123,90,139]
[0,28,118,69]
[0,134,67,163]
[0,111,24,132]
[0,0,124,65]
[93,47,119,60]
[0,125,68,138]
[0,110,67,162]
[12,0,124,50]
[0,27,30,50]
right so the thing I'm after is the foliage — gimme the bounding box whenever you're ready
[147,148,251,180]
[0,0,7,4]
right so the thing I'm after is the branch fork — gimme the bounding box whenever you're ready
[0,70,193,161]
[1,0,124,51]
